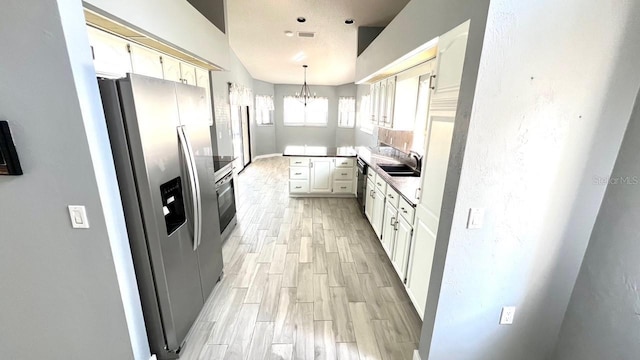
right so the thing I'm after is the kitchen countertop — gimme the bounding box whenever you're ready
[355,147,421,207]
[283,145,357,157]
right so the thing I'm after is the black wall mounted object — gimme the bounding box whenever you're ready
[0,121,23,175]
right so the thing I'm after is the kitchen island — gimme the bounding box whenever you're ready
[283,146,358,196]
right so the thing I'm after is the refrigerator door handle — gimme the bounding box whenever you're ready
[177,125,202,251]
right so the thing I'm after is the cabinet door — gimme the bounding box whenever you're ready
[87,26,132,78]
[129,44,163,79]
[432,21,469,98]
[370,83,380,125]
[162,56,182,83]
[180,62,197,85]
[381,202,397,258]
[195,67,213,126]
[392,216,412,282]
[384,76,396,128]
[365,179,375,222]
[310,158,333,193]
[371,188,385,238]
[378,80,387,126]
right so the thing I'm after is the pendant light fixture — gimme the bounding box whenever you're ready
[295,65,316,106]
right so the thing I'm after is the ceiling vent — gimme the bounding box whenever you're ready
[297,31,316,39]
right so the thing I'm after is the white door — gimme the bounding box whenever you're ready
[384,76,396,128]
[381,202,397,257]
[406,21,469,319]
[162,56,182,83]
[378,80,387,126]
[310,158,333,193]
[365,179,375,222]
[392,216,412,283]
[371,187,385,238]
[129,44,163,79]
[86,26,132,78]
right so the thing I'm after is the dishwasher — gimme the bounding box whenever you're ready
[356,157,368,214]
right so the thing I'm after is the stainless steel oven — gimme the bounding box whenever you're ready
[215,166,236,241]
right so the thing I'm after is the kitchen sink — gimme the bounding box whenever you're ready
[378,163,420,177]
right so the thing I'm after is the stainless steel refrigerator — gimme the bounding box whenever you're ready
[99,74,224,359]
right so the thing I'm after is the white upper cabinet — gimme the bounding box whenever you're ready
[161,56,182,83]
[431,21,470,99]
[180,63,197,85]
[383,76,396,128]
[129,43,163,79]
[87,26,132,78]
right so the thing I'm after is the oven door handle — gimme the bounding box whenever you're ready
[216,173,234,188]
[178,125,202,251]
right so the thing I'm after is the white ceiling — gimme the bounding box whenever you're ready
[226,0,410,86]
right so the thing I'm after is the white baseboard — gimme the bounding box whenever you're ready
[413,349,421,360]
[252,153,281,160]
[149,355,157,360]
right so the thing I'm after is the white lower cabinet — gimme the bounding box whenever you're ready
[310,158,333,193]
[365,179,375,222]
[371,187,385,238]
[392,216,413,282]
[381,202,397,257]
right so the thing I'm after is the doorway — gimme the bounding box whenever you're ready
[231,105,252,172]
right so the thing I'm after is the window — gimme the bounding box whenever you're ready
[255,95,274,125]
[283,96,328,126]
[338,97,356,128]
[359,94,372,133]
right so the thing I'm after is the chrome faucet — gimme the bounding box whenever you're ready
[410,151,423,172]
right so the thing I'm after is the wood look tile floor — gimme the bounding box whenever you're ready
[181,156,422,360]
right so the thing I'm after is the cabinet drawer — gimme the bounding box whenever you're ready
[374,173,387,193]
[335,158,354,168]
[289,157,310,167]
[333,180,353,194]
[398,197,415,223]
[385,186,400,208]
[367,169,376,181]
[333,168,354,180]
[289,167,309,180]
[289,180,309,193]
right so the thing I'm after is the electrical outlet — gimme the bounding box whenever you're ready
[500,306,516,325]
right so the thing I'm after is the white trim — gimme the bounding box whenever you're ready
[413,350,421,360]
[150,355,157,360]
[253,153,282,161]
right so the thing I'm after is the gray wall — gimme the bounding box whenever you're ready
[211,50,255,157]
[0,0,146,358]
[252,80,278,157]
[425,0,639,359]
[357,26,384,56]
[553,88,640,359]
[273,83,357,152]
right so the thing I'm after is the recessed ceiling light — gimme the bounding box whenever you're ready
[284,30,294,37]
[297,17,306,23]
[345,19,355,25]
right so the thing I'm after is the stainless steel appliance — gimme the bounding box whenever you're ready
[215,163,237,241]
[99,74,224,359]
[356,157,368,214]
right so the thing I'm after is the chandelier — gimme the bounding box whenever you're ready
[295,65,316,106]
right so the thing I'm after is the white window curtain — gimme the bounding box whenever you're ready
[255,95,275,125]
[229,83,253,107]
[283,96,328,126]
[338,96,356,128]
[359,94,372,133]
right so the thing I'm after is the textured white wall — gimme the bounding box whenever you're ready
[553,88,640,359]
[427,0,640,359]
[0,0,145,358]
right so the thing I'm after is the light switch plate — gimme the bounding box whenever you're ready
[68,205,90,229]
[467,208,485,229]
[500,306,516,325]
